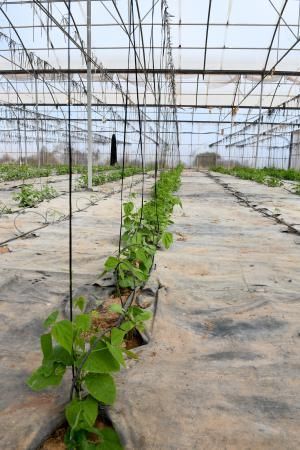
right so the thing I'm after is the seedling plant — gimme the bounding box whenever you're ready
[13,184,58,207]
[27,299,152,449]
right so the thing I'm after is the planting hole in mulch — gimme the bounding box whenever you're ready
[88,292,147,349]
[39,411,115,450]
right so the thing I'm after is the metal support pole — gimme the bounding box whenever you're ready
[87,0,93,189]
[241,145,245,165]
[267,140,272,167]
[23,107,28,165]
[255,75,264,168]
[228,119,233,167]
[288,131,294,169]
[35,77,40,167]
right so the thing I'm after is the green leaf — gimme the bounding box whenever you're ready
[107,342,126,367]
[130,306,152,321]
[75,314,91,332]
[98,427,123,450]
[27,363,66,391]
[119,260,134,272]
[135,248,150,266]
[43,310,59,328]
[64,429,94,450]
[123,218,131,230]
[41,333,52,359]
[49,345,73,366]
[136,323,145,333]
[130,232,143,245]
[109,304,123,315]
[81,396,98,429]
[85,373,116,405]
[124,349,139,360]
[123,201,134,215]
[120,261,148,282]
[161,231,173,249]
[65,400,81,431]
[41,360,54,377]
[134,310,152,322]
[131,267,148,282]
[111,328,125,346]
[104,256,119,271]
[120,321,134,332]
[118,277,135,289]
[65,396,98,430]
[75,296,86,312]
[83,342,120,373]
[51,320,73,355]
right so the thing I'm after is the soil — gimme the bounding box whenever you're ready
[92,296,120,330]
[39,427,66,450]
[39,416,111,450]
[125,331,144,350]
[92,291,140,330]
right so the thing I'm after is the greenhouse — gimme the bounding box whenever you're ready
[0,0,300,449]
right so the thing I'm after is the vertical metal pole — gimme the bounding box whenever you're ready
[178,0,182,99]
[228,118,233,167]
[288,131,293,169]
[17,118,22,165]
[267,138,272,167]
[255,76,264,168]
[35,77,40,167]
[87,0,93,189]
[241,145,245,166]
[23,107,28,165]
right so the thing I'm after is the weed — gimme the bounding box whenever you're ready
[263,176,283,187]
[294,183,300,195]
[0,201,12,215]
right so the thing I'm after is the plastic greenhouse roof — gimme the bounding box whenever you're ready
[0,0,299,109]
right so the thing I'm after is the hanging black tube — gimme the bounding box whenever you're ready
[110,133,117,166]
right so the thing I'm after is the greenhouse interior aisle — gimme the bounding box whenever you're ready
[1,170,300,449]
[110,171,300,450]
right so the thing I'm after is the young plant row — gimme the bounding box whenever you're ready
[0,163,131,182]
[76,167,146,189]
[213,166,300,192]
[0,164,53,181]
[2,166,148,212]
[27,165,183,449]
[103,165,183,291]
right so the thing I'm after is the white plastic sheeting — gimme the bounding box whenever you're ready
[0,0,299,107]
